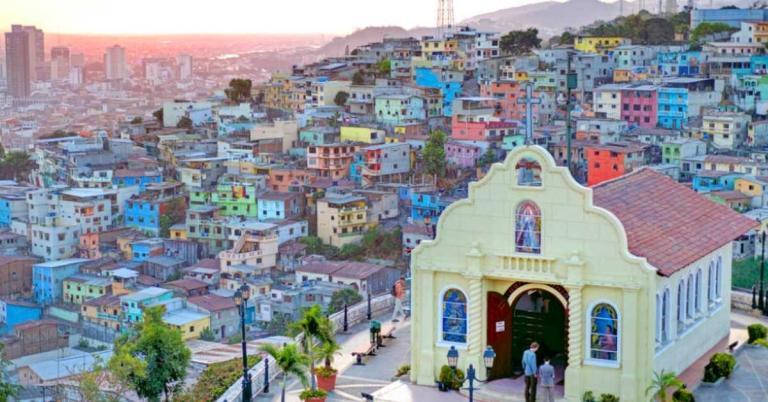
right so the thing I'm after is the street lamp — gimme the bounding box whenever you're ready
[445,345,496,402]
[234,284,252,402]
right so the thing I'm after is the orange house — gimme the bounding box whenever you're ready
[586,142,650,186]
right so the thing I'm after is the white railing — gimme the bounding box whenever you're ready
[216,294,394,402]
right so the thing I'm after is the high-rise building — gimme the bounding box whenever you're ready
[50,46,70,81]
[70,53,85,69]
[104,45,127,81]
[177,54,192,80]
[4,26,31,98]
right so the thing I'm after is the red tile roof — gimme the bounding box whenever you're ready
[593,168,758,276]
[188,294,236,312]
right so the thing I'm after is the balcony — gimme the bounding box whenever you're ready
[97,312,120,321]
[496,254,556,278]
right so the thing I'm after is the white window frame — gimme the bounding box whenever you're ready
[715,256,723,299]
[677,279,687,335]
[584,300,621,368]
[687,273,695,319]
[436,285,469,349]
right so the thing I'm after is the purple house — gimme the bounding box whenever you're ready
[445,142,481,169]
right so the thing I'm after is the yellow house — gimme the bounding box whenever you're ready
[410,146,755,401]
[734,176,768,198]
[164,308,211,341]
[575,36,630,54]
[340,126,386,144]
[317,193,370,247]
[169,224,188,240]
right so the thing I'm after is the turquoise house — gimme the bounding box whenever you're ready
[32,259,89,306]
[120,287,173,324]
[414,67,463,116]
[0,300,42,335]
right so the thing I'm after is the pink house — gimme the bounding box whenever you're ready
[620,84,658,128]
[445,142,481,168]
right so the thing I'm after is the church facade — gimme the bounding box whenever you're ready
[409,145,755,401]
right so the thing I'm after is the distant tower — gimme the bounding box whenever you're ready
[619,0,624,16]
[437,0,454,38]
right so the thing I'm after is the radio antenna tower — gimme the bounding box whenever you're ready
[437,0,454,38]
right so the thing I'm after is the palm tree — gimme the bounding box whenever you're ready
[645,370,684,402]
[290,305,333,391]
[317,339,342,369]
[259,343,310,402]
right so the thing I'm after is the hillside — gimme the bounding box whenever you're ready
[313,26,434,58]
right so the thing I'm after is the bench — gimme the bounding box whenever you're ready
[381,326,396,340]
[352,342,377,365]
[729,341,739,352]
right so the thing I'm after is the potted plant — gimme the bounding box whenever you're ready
[259,343,310,402]
[437,364,464,391]
[747,323,767,345]
[315,339,342,392]
[299,388,328,402]
[672,385,695,402]
[702,352,736,385]
[645,370,683,402]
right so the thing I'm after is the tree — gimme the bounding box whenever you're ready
[0,344,19,402]
[225,78,253,103]
[479,147,496,168]
[199,327,216,341]
[559,31,575,46]
[339,243,362,259]
[158,215,173,238]
[176,116,193,130]
[153,108,164,123]
[334,91,350,107]
[109,306,191,402]
[638,18,675,45]
[289,305,332,391]
[328,288,363,314]
[130,116,143,124]
[690,22,738,43]
[376,59,391,77]
[259,343,310,402]
[499,28,542,55]
[352,70,366,85]
[645,370,684,402]
[0,152,36,182]
[423,130,447,177]
[265,312,292,336]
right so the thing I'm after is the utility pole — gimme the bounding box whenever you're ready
[760,231,766,311]
[565,51,577,175]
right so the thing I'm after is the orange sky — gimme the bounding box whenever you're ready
[1,0,548,35]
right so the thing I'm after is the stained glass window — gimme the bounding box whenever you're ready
[516,157,542,186]
[442,289,467,344]
[515,201,542,254]
[590,303,619,362]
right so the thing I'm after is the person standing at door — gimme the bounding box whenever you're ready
[539,356,556,402]
[391,276,406,322]
[522,342,539,402]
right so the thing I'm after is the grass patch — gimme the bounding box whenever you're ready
[174,355,260,402]
[733,258,764,289]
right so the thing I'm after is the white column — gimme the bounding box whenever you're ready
[564,285,583,401]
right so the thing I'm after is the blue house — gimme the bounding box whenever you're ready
[32,258,89,305]
[692,171,742,193]
[0,193,27,227]
[410,192,458,224]
[131,238,164,262]
[657,87,688,129]
[655,51,702,77]
[113,170,163,192]
[0,299,42,335]
[349,153,364,185]
[125,199,162,235]
[414,67,463,116]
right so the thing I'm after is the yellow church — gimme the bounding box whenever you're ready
[409,145,755,401]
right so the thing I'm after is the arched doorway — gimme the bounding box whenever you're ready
[487,284,568,381]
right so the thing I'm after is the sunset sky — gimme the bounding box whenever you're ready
[0,0,544,35]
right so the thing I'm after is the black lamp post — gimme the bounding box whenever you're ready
[446,345,496,402]
[759,231,767,314]
[234,284,253,402]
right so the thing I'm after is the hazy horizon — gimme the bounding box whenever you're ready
[0,0,598,36]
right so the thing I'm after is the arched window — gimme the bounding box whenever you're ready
[661,289,670,343]
[655,293,661,345]
[516,157,542,186]
[708,261,715,307]
[716,256,723,299]
[515,201,542,254]
[695,269,702,314]
[441,288,467,344]
[589,303,619,363]
[677,280,686,334]
[687,274,695,319]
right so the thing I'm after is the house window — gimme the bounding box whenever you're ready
[677,280,686,334]
[441,288,467,344]
[588,302,619,363]
[695,269,702,313]
[687,274,695,319]
[515,201,542,254]
[716,256,722,298]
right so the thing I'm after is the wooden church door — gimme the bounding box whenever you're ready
[486,291,513,380]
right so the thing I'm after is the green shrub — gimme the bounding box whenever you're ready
[299,389,328,400]
[756,338,768,348]
[747,323,768,344]
[703,352,736,382]
[438,365,465,390]
[599,394,620,402]
[395,364,411,377]
[672,386,695,402]
[175,355,260,402]
[583,391,596,402]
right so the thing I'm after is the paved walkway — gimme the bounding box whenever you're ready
[694,345,768,401]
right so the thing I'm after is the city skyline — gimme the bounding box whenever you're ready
[2,0,557,35]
